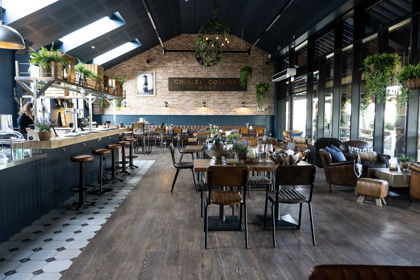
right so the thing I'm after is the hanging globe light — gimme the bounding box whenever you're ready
[194,2,229,67]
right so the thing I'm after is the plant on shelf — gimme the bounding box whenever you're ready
[194,1,230,67]
[396,63,420,109]
[255,82,271,111]
[398,154,414,172]
[363,53,400,104]
[75,60,102,87]
[114,76,127,89]
[29,43,69,77]
[239,66,253,88]
[35,118,55,141]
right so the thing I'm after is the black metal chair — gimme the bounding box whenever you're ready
[264,164,317,247]
[169,143,197,192]
[205,166,249,249]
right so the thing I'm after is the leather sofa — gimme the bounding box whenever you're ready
[319,149,362,191]
[409,163,420,201]
[309,264,420,280]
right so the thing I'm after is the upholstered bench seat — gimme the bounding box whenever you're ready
[356,178,389,207]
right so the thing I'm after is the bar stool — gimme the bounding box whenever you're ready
[70,155,95,209]
[105,143,122,181]
[118,140,131,175]
[90,148,112,194]
[123,137,138,168]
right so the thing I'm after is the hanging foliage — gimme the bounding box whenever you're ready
[363,53,400,104]
[194,1,230,67]
[255,82,271,111]
[239,66,253,88]
[395,63,420,110]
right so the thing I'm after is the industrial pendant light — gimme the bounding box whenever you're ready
[0,1,25,49]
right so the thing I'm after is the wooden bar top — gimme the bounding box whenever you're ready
[20,128,127,150]
[194,158,278,172]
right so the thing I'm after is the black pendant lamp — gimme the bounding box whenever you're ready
[0,1,25,49]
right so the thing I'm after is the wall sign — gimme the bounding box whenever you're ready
[168,78,246,91]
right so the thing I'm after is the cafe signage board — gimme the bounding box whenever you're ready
[168,78,246,91]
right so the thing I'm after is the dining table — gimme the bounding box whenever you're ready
[179,145,204,162]
[193,158,278,231]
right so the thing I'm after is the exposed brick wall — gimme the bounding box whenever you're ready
[96,34,274,116]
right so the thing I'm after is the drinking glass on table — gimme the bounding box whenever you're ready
[257,144,265,160]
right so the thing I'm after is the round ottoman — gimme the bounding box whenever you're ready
[356,178,389,207]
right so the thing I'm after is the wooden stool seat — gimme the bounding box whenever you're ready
[92,149,111,156]
[356,178,389,207]
[123,137,136,143]
[106,144,122,150]
[71,155,94,163]
[118,141,130,146]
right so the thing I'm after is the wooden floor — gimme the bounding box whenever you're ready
[63,151,420,280]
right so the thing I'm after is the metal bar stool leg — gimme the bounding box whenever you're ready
[129,142,138,168]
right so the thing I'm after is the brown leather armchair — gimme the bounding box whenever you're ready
[312,138,343,167]
[319,149,361,192]
[409,162,420,202]
[341,140,390,176]
[309,264,420,280]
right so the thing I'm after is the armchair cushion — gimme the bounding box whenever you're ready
[358,151,377,162]
[293,136,307,144]
[290,131,303,137]
[325,146,347,162]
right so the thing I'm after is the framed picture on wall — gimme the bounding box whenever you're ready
[136,72,156,96]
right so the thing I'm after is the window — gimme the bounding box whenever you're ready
[312,73,319,140]
[292,75,307,134]
[340,49,352,141]
[359,37,377,145]
[92,39,141,65]
[2,0,58,24]
[384,86,406,157]
[324,58,334,137]
[59,12,126,52]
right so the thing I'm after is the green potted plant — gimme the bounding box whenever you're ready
[75,60,102,89]
[255,82,271,111]
[363,53,400,104]
[29,43,69,78]
[239,66,253,88]
[35,118,55,141]
[398,154,414,172]
[233,141,249,162]
[396,63,420,110]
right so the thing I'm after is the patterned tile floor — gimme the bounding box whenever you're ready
[0,160,154,280]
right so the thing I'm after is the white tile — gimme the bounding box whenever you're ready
[41,241,66,250]
[30,250,57,261]
[51,232,75,241]
[56,225,81,233]
[32,272,62,280]
[80,225,101,232]
[4,272,33,280]
[54,249,80,260]
[64,240,88,250]
[19,241,46,252]
[0,241,23,252]
[0,260,20,275]
[43,260,72,273]
[15,260,46,273]
[3,250,33,261]
[72,231,95,241]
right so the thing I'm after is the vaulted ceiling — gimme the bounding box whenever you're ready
[5,0,376,69]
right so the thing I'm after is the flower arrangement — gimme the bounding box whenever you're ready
[226,133,240,144]
[233,140,248,155]
[35,118,55,132]
[208,124,220,135]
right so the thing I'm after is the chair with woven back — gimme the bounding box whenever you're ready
[169,143,197,192]
[197,131,210,145]
[205,166,249,249]
[264,163,317,247]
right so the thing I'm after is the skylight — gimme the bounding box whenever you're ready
[92,39,141,65]
[2,0,58,24]
[59,12,126,52]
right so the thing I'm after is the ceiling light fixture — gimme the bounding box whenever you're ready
[0,2,25,49]
[91,45,95,49]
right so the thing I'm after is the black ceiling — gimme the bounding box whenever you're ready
[6,0,405,69]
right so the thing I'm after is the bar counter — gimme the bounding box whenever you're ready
[0,127,127,242]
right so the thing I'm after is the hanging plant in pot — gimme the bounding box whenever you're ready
[363,53,400,104]
[194,1,230,67]
[239,66,253,89]
[395,63,420,110]
[255,82,271,111]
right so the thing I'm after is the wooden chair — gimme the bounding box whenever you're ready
[239,127,249,136]
[169,143,197,192]
[264,164,317,247]
[255,127,264,135]
[246,137,258,147]
[205,166,249,249]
